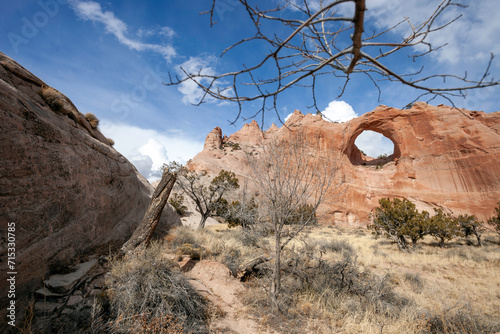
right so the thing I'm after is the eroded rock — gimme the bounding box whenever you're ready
[189,103,500,224]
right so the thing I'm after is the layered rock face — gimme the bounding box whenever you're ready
[189,103,500,225]
[0,52,180,328]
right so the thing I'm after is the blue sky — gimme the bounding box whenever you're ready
[1,0,499,181]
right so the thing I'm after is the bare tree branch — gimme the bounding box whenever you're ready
[165,0,499,121]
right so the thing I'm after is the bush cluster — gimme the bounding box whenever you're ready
[369,198,484,250]
[285,203,317,225]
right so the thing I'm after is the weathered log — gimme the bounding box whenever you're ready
[121,169,176,254]
[237,255,272,279]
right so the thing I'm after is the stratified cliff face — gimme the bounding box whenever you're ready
[0,52,180,328]
[189,103,500,225]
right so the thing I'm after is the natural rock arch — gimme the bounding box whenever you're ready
[345,125,401,166]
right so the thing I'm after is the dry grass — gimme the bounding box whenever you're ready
[164,225,500,333]
[308,226,500,333]
[39,85,72,115]
[85,112,99,129]
[103,241,209,333]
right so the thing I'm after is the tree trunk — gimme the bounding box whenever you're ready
[271,230,281,311]
[474,231,482,247]
[198,214,209,230]
[396,235,407,251]
[121,169,176,254]
[439,237,445,247]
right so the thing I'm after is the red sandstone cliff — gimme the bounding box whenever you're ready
[189,103,500,224]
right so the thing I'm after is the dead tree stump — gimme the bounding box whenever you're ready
[121,169,176,254]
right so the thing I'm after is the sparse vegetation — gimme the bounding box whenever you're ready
[377,153,389,159]
[107,137,115,146]
[85,112,99,129]
[245,130,337,309]
[225,195,259,229]
[162,225,500,333]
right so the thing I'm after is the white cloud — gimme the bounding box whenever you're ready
[355,131,394,158]
[321,100,358,122]
[70,0,176,62]
[177,56,221,105]
[363,0,500,65]
[137,26,175,39]
[283,100,357,123]
[100,121,204,182]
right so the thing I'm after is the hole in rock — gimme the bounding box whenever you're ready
[352,130,396,167]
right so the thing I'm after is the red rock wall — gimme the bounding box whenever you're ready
[189,103,500,225]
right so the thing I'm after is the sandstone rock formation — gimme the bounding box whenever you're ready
[189,103,500,225]
[0,52,180,329]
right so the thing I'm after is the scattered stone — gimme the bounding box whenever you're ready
[34,287,66,302]
[66,295,83,308]
[44,259,98,294]
[35,301,63,316]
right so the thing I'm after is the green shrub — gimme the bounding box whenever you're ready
[369,198,422,251]
[456,214,483,246]
[428,209,462,247]
[169,193,188,216]
[377,153,388,159]
[286,203,317,225]
[226,196,259,228]
[214,197,229,217]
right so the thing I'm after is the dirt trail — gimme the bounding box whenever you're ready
[180,259,263,333]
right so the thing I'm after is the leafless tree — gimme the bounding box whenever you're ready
[166,0,499,122]
[246,130,340,310]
